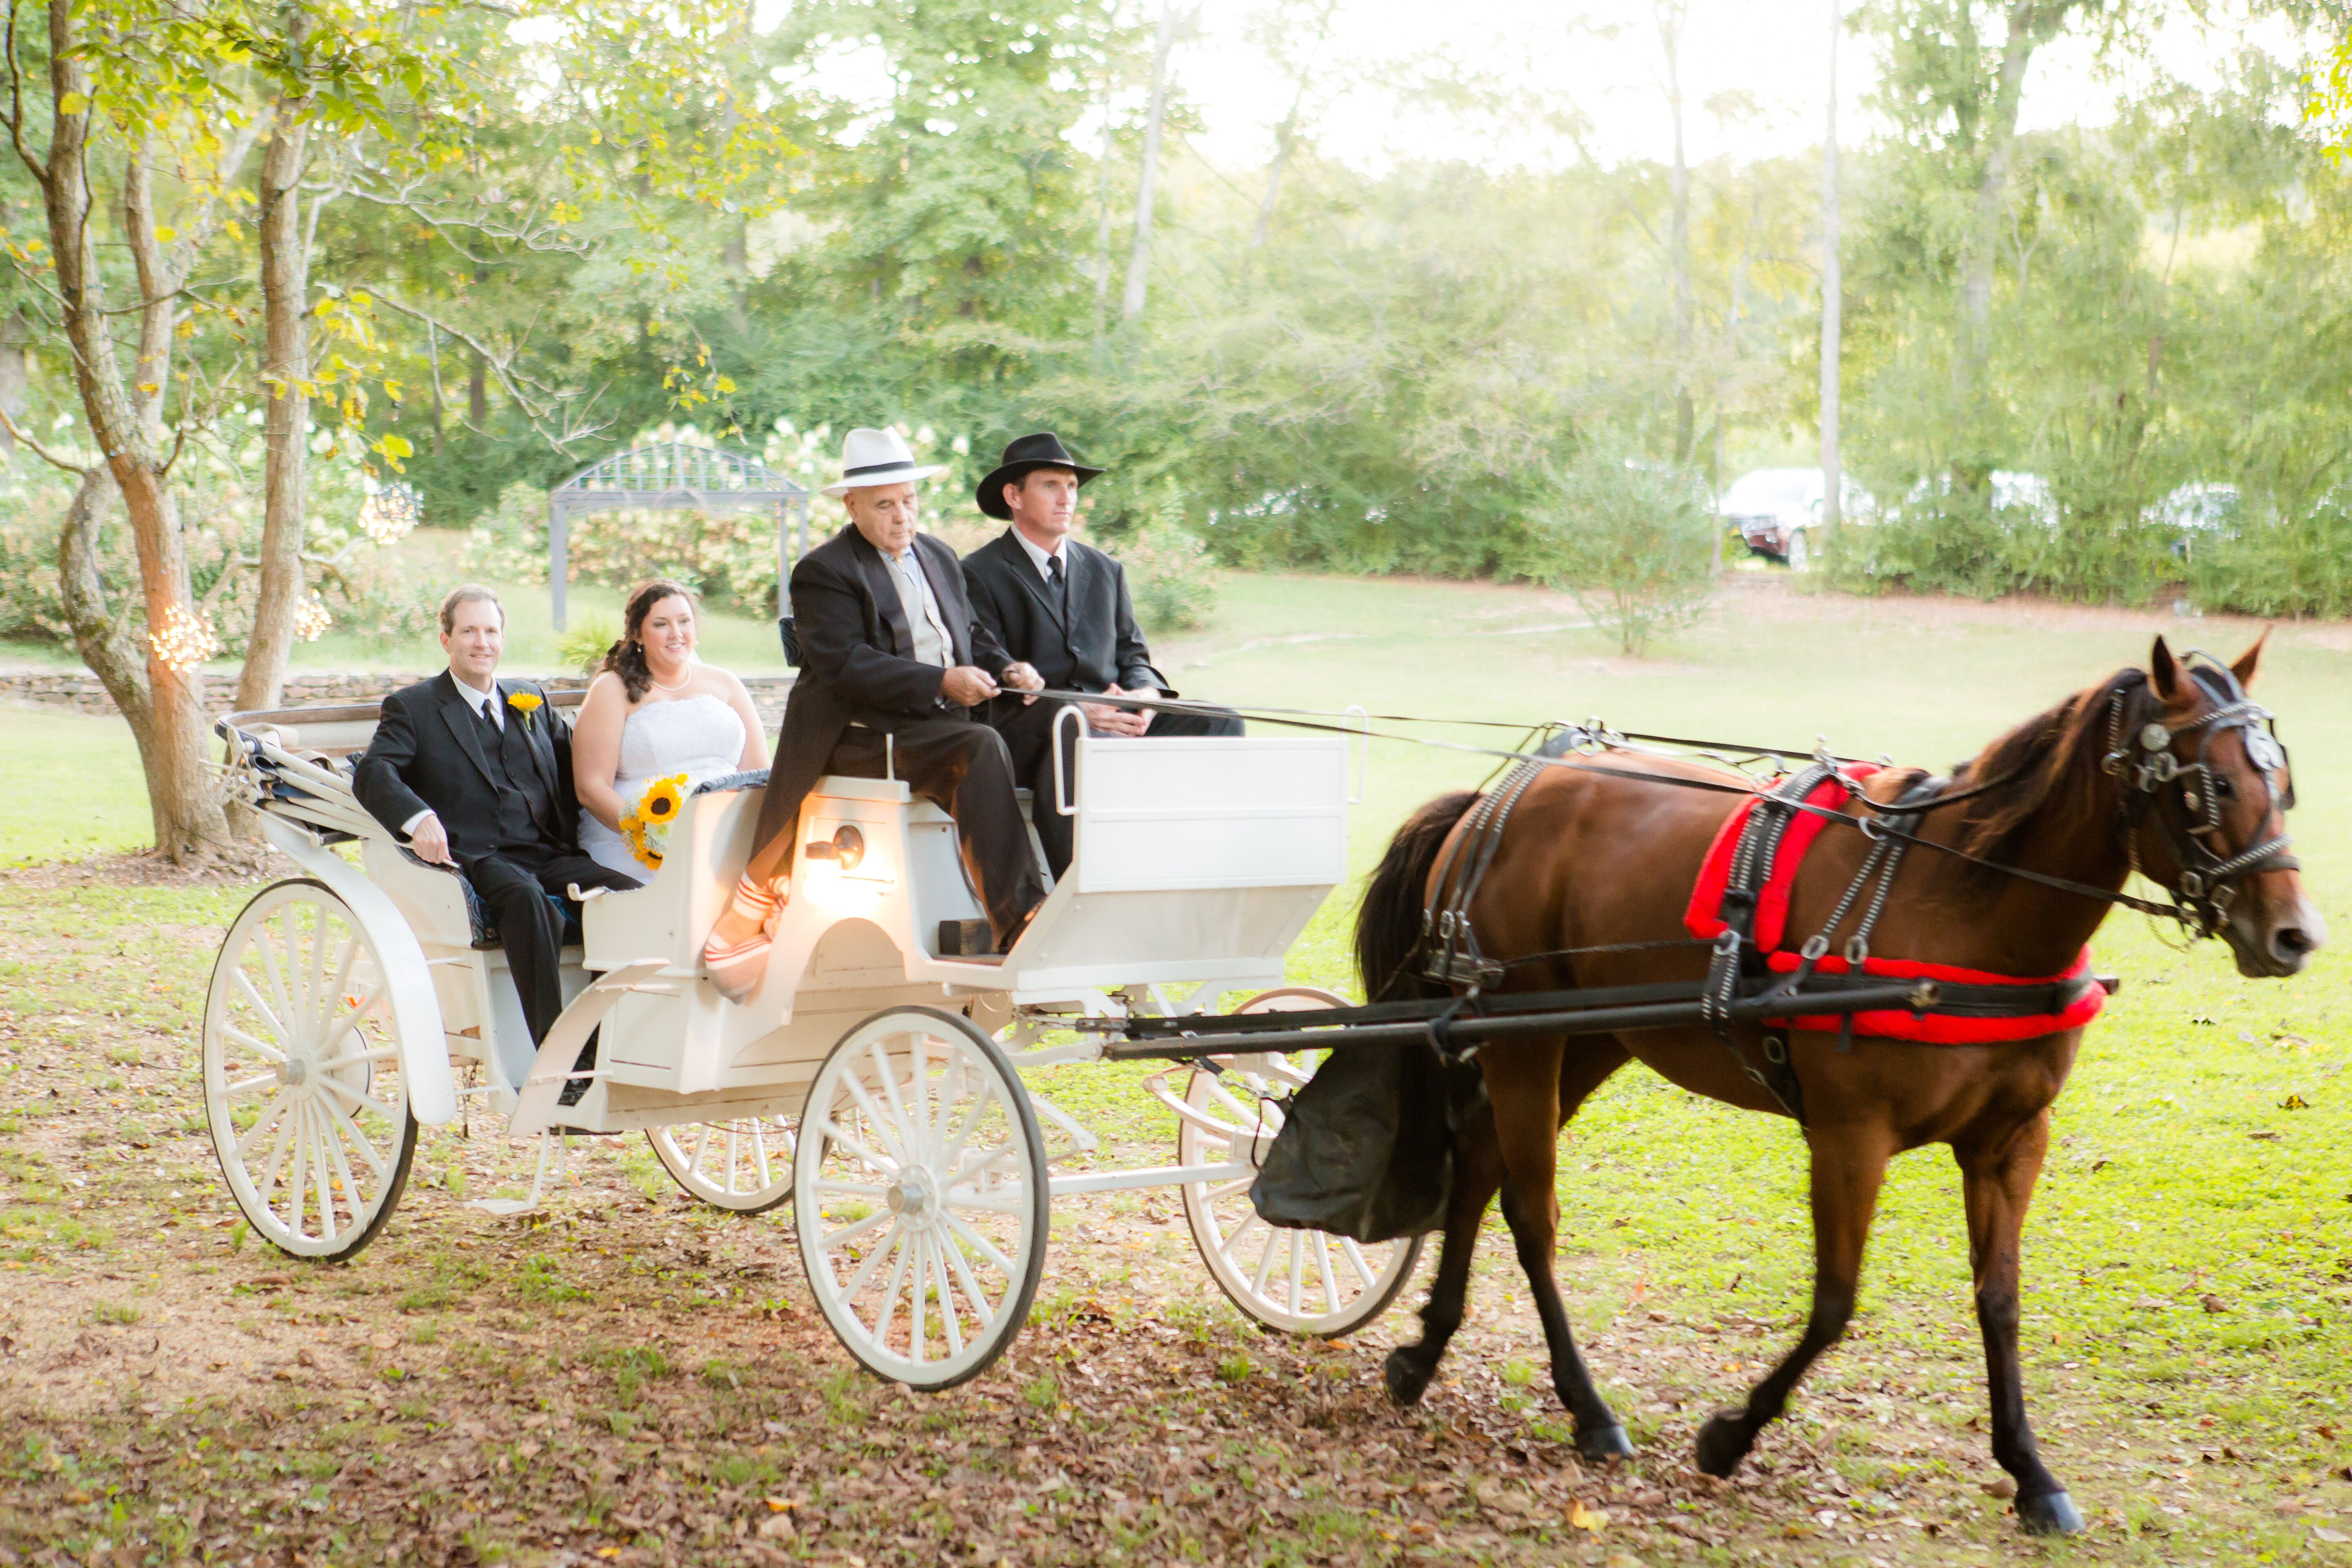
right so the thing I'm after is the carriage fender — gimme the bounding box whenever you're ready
[254,815,458,1127]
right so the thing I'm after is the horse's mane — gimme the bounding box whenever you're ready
[1949,669,2140,869]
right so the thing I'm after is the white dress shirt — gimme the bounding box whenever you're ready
[1012,526,1067,582]
[403,674,503,836]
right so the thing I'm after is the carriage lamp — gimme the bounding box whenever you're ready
[803,825,864,871]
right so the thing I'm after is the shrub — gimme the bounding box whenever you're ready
[2185,497,2352,618]
[1512,455,1715,655]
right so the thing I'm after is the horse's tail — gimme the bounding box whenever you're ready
[1356,790,1481,1003]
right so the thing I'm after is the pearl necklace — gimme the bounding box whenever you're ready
[648,658,695,694]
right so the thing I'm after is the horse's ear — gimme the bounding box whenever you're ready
[2231,628,2269,690]
[2151,636,2187,704]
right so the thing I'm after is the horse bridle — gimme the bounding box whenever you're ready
[2101,653,2299,938]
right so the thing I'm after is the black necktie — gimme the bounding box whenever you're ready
[1047,553,1065,602]
[475,697,500,737]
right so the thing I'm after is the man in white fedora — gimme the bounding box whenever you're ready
[702,427,1049,1000]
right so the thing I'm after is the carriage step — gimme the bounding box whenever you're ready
[935,918,996,957]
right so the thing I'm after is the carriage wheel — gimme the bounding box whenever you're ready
[1178,987,1425,1337]
[649,1117,797,1213]
[794,1007,1048,1390]
[203,880,419,1261]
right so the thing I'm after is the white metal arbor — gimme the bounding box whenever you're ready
[546,442,812,630]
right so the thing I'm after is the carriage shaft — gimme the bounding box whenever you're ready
[1100,980,1940,1064]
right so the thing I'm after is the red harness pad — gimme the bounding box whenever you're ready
[1682,767,2107,1045]
[1684,767,1880,951]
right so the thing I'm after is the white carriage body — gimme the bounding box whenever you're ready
[221,693,1349,1137]
[209,688,1417,1358]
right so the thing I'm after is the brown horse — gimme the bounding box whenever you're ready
[1356,637,2319,1535]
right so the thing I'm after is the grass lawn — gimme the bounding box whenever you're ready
[0,710,152,866]
[0,568,2347,1566]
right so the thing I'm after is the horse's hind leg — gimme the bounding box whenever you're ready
[1490,1039,1635,1460]
[1695,1125,1895,1477]
[1957,1111,2082,1535]
[1384,1098,1503,1407]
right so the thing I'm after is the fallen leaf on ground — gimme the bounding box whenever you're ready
[1570,1499,1608,1531]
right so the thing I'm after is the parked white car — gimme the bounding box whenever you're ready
[1718,468,1874,571]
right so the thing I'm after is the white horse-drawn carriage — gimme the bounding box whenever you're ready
[206,694,1420,1387]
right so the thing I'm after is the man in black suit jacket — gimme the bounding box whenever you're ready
[703,428,1050,1001]
[354,586,642,1054]
[961,433,1243,878]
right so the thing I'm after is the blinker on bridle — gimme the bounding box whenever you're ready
[2100,651,2299,935]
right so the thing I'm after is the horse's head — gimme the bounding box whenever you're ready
[2125,634,2323,977]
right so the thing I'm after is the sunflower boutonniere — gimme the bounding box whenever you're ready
[506,688,544,731]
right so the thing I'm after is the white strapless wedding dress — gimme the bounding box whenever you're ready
[580,693,749,881]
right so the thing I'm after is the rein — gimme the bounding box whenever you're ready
[1027,673,2295,930]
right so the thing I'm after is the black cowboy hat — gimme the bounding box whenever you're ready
[976,432,1105,521]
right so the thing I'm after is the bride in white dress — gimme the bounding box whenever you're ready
[572,579,770,882]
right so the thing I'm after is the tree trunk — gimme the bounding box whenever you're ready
[1092,111,1116,346]
[0,311,28,456]
[1820,0,1842,531]
[469,349,488,425]
[1121,0,1180,322]
[56,464,155,749]
[1252,0,1339,247]
[42,0,228,861]
[1958,0,2072,368]
[1659,0,1694,462]
[241,59,313,714]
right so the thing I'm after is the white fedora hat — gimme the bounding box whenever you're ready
[820,426,944,497]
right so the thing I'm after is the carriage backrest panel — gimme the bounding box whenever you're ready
[219,688,589,759]
[1073,736,1348,895]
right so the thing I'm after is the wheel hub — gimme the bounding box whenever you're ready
[885,1167,938,1223]
[276,1055,310,1087]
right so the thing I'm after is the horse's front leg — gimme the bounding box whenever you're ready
[1384,1097,1503,1407]
[1957,1110,2082,1535]
[1695,1122,1894,1477]
[1488,1039,1635,1461]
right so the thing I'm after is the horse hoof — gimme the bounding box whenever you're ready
[1693,1412,1750,1479]
[1575,1423,1635,1463]
[2017,1490,2085,1536]
[1383,1349,1432,1408]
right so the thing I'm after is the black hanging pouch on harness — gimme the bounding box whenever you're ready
[1248,1042,1484,1243]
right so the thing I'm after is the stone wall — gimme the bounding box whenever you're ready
[1,667,797,728]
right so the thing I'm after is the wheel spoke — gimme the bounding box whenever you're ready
[1248,1225,1280,1297]
[316,1076,397,1122]
[220,1070,281,1102]
[941,1230,1000,1329]
[908,1233,928,1364]
[1217,1209,1261,1262]
[830,1221,898,1306]
[314,930,359,1043]
[282,1095,312,1235]
[841,1072,909,1168]
[931,1237,965,1357]
[941,1188,1025,1216]
[1286,1230,1305,1316]
[1315,1233,1342,1310]
[813,1205,895,1256]
[320,1091,390,1180]
[866,1039,919,1160]
[813,1180,889,1198]
[1205,1175,1254,1202]
[312,1045,397,1072]
[869,1229,913,1347]
[751,1123,773,1192]
[320,1100,370,1222]
[1340,1237,1377,1292]
[237,1088,295,1158]
[310,1103,339,1244]
[940,1210,1019,1278]
[814,1117,895,1178]
[228,969,292,1055]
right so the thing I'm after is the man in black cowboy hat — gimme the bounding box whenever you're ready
[961,432,1243,880]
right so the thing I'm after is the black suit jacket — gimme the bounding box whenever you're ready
[757,525,1020,852]
[355,671,579,863]
[961,530,1168,722]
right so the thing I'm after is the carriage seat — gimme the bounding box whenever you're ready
[393,843,584,951]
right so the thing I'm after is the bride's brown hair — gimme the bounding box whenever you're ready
[602,579,699,702]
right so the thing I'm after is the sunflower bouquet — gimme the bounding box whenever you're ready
[620,773,690,871]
